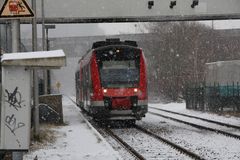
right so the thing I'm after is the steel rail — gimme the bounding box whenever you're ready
[149,111,240,140]
[149,107,240,130]
[135,125,205,160]
[67,96,203,159]
[103,128,146,160]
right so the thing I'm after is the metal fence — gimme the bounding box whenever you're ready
[185,82,240,112]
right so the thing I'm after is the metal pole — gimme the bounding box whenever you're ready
[46,29,48,50]
[0,24,1,55]
[0,28,2,128]
[42,0,45,51]
[11,19,23,160]
[11,20,20,52]
[32,0,37,51]
[32,0,40,137]
[6,22,11,52]
[46,29,51,94]
[0,24,1,85]
[44,25,55,94]
[42,0,48,95]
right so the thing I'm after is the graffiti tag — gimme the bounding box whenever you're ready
[5,114,25,136]
[5,87,24,111]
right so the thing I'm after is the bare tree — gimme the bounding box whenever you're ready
[141,22,224,102]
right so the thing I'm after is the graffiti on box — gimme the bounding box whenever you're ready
[5,114,25,135]
[4,87,26,148]
[5,87,25,110]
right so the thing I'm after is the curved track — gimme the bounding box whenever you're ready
[148,110,240,140]
[150,107,240,130]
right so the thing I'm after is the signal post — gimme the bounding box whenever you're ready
[0,0,34,159]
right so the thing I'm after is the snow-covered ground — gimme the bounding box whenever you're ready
[138,113,240,159]
[24,96,121,160]
[137,103,240,159]
[24,98,240,159]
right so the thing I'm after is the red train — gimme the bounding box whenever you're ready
[75,39,148,122]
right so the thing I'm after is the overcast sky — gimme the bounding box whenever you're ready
[21,20,240,39]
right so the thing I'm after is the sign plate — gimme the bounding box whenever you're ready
[0,0,34,19]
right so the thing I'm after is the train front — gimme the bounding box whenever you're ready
[90,43,148,121]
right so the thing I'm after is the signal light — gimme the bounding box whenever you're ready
[191,0,199,8]
[170,1,176,9]
[103,89,107,93]
[148,1,154,9]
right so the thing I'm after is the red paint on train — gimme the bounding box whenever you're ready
[75,39,148,121]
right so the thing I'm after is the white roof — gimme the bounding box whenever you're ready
[1,50,65,61]
[1,50,66,68]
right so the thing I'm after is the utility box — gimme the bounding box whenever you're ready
[1,66,31,150]
[0,50,66,151]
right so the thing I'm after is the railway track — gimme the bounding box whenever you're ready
[67,96,204,159]
[149,106,240,130]
[103,127,146,160]
[134,125,204,160]
[68,96,239,159]
[149,108,240,140]
[82,112,204,159]
[95,124,204,160]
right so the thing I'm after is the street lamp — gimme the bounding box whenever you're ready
[44,24,56,94]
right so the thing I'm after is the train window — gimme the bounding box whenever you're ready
[96,46,140,88]
[102,60,136,69]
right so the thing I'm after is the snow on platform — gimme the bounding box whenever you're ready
[24,96,121,160]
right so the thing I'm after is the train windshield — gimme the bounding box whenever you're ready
[96,46,140,88]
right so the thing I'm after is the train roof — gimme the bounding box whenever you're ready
[78,39,139,62]
[92,38,138,49]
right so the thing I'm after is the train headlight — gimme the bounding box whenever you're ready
[103,89,107,93]
[134,88,138,93]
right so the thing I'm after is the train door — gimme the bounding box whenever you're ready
[80,67,84,107]
[83,66,88,111]
[86,63,91,107]
[75,71,80,105]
